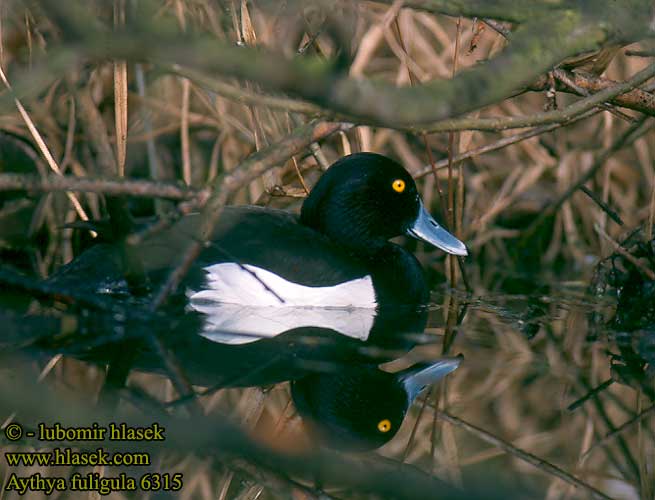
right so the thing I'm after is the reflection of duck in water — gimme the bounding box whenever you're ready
[43,319,460,451]
[24,307,461,451]
[292,357,460,451]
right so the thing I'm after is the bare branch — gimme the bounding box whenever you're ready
[419,63,655,132]
[34,0,628,127]
[530,69,655,116]
[0,173,203,200]
[413,109,601,179]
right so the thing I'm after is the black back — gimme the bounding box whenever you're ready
[142,207,369,288]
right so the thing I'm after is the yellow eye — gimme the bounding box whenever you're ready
[377,419,392,433]
[392,179,406,193]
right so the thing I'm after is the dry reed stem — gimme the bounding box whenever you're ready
[113,0,128,177]
[0,65,90,224]
[446,17,462,289]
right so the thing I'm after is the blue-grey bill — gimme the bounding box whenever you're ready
[407,201,468,256]
[399,357,462,402]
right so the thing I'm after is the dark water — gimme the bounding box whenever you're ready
[1,253,653,499]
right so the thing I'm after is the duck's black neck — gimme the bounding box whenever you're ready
[300,182,392,256]
[300,201,391,257]
[368,243,429,306]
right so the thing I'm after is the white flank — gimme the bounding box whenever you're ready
[187,263,378,345]
[190,263,377,307]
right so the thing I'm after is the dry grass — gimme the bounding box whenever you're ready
[1,1,654,499]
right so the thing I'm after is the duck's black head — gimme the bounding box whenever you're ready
[291,357,461,451]
[300,153,467,256]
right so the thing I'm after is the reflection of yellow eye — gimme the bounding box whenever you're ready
[392,179,406,193]
[377,419,392,433]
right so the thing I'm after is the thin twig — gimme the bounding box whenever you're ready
[421,63,655,132]
[567,378,615,411]
[583,404,655,459]
[482,18,511,38]
[0,64,90,223]
[544,68,644,122]
[524,117,654,239]
[595,223,655,280]
[0,173,204,200]
[414,108,601,178]
[434,409,614,500]
[580,186,625,227]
